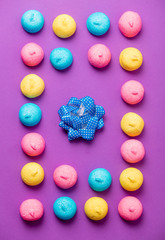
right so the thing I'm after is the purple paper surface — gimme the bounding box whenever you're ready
[0,0,165,239]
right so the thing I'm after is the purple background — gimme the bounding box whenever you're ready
[0,0,165,239]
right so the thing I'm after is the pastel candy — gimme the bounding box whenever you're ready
[121,112,144,137]
[119,47,143,71]
[53,165,77,189]
[119,11,142,38]
[21,43,44,67]
[88,44,111,68]
[88,168,112,192]
[53,197,77,220]
[52,14,76,38]
[121,80,144,105]
[121,139,145,163]
[87,12,110,36]
[21,10,44,33]
[19,103,42,126]
[21,162,44,186]
[20,199,44,221]
[20,74,45,98]
[50,48,73,70]
[118,196,143,221]
[84,197,108,221]
[119,167,143,191]
[21,133,45,157]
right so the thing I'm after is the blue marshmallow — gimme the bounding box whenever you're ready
[87,12,110,36]
[50,48,73,70]
[53,197,77,220]
[21,10,44,33]
[19,103,42,127]
[88,168,112,192]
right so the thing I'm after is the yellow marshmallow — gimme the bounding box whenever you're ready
[84,197,108,221]
[120,167,143,191]
[21,162,44,186]
[52,14,76,38]
[119,47,143,71]
[121,112,144,137]
[20,74,45,98]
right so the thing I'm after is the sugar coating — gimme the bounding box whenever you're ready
[84,197,108,221]
[20,199,44,221]
[88,44,111,68]
[53,165,77,189]
[19,103,42,127]
[53,197,77,220]
[50,48,73,70]
[119,167,143,191]
[87,12,110,36]
[119,11,142,38]
[20,74,45,98]
[21,133,45,157]
[121,139,145,163]
[118,196,143,221]
[21,162,44,186]
[21,43,44,67]
[52,14,76,38]
[121,112,144,137]
[119,47,143,71]
[121,80,144,105]
[21,10,44,33]
[88,168,112,192]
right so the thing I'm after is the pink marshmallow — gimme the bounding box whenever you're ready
[119,11,142,38]
[53,165,78,189]
[21,42,44,67]
[121,139,145,163]
[118,196,143,221]
[121,80,144,105]
[20,199,44,221]
[88,44,111,68]
[21,133,45,157]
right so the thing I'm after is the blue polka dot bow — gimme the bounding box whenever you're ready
[58,96,105,141]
